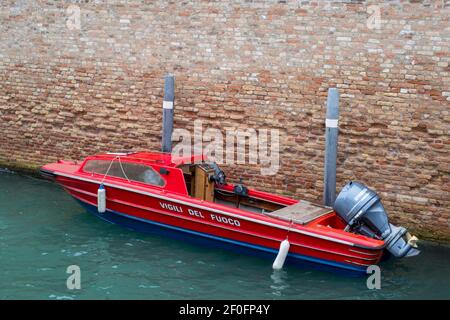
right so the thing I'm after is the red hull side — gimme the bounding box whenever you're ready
[56,175,384,269]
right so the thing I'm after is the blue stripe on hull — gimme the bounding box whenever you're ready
[76,199,367,276]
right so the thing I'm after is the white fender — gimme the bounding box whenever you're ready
[272,239,290,270]
[97,184,106,213]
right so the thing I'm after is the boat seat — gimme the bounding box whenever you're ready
[265,201,333,225]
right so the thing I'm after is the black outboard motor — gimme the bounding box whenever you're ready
[208,162,226,186]
[334,181,420,258]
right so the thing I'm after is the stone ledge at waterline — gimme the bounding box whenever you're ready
[0,159,448,243]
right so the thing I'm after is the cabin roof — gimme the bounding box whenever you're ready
[89,151,206,167]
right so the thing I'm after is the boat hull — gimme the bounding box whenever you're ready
[43,170,384,275]
[76,199,370,275]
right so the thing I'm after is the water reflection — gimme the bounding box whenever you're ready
[1,172,450,299]
[270,269,290,296]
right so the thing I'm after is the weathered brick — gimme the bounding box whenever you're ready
[0,0,449,241]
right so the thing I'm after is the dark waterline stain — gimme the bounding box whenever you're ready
[0,172,449,300]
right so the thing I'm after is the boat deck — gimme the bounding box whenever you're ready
[264,201,333,225]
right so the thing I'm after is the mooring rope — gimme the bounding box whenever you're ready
[285,219,294,240]
[117,156,131,182]
[100,156,130,184]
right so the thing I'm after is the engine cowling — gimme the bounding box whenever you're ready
[333,181,420,258]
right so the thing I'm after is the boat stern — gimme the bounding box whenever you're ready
[334,181,420,259]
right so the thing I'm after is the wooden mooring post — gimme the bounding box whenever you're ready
[323,88,339,207]
[162,75,175,153]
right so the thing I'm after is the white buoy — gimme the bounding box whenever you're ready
[97,184,106,213]
[272,239,290,270]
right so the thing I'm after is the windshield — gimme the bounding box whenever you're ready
[82,160,165,187]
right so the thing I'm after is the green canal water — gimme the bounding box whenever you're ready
[0,171,449,300]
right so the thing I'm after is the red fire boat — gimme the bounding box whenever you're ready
[40,151,419,274]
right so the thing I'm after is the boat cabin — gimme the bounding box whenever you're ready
[78,152,286,212]
[78,152,335,226]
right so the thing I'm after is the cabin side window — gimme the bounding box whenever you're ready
[83,160,165,187]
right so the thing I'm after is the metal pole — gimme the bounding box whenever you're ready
[162,74,175,153]
[323,88,339,207]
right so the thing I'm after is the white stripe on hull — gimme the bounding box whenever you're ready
[52,171,385,250]
[64,184,379,263]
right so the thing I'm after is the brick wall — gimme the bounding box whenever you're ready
[0,1,449,240]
